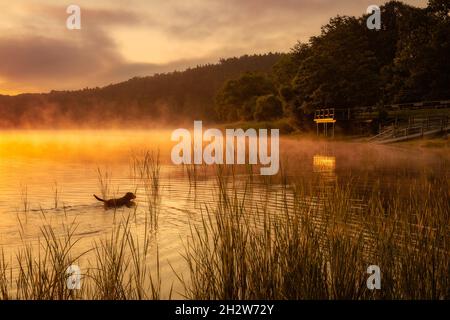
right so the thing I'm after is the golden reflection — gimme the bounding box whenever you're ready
[313,155,336,173]
[0,130,173,162]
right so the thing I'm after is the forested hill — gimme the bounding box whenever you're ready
[0,54,282,128]
[1,0,449,129]
[214,0,450,127]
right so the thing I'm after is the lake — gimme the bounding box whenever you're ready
[0,130,448,299]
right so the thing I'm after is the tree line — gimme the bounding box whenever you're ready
[0,0,448,129]
[0,54,282,128]
[215,0,450,130]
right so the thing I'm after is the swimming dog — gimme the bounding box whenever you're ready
[93,192,136,209]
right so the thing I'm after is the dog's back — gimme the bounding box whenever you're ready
[93,192,136,209]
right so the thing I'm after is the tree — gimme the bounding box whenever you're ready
[428,0,450,19]
[385,1,450,102]
[254,94,283,121]
[215,72,276,121]
[0,54,282,128]
[292,16,380,112]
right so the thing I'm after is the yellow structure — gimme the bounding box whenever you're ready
[314,108,336,137]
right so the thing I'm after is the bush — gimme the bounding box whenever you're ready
[238,97,257,121]
[254,94,283,121]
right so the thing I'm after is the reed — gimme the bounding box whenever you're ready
[53,182,59,209]
[1,151,447,300]
[20,185,29,219]
[0,211,85,300]
[85,205,165,299]
[0,149,165,299]
[96,167,111,199]
[0,209,164,299]
[132,150,161,229]
[182,167,449,300]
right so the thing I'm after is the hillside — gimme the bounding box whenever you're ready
[1,0,449,130]
[0,54,282,128]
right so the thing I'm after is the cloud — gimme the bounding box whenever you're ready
[0,2,217,92]
[0,0,428,94]
[0,31,117,86]
[0,30,209,92]
[23,2,146,26]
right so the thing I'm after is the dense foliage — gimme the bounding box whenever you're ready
[217,0,450,125]
[0,54,281,128]
[0,1,448,128]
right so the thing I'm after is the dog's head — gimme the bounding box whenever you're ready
[124,192,137,200]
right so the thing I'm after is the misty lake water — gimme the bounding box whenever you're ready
[0,130,448,298]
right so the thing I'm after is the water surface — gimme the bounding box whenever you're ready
[0,130,447,298]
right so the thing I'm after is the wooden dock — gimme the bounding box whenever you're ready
[314,100,450,140]
[314,108,336,137]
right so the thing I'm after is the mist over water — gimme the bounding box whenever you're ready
[0,130,447,298]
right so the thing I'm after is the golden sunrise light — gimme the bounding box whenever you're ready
[0,0,448,309]
[0,0,428,94]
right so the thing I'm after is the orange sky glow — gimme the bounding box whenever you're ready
[0,0,427,95]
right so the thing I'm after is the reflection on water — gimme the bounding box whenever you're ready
[0,130,173,162]
[313,155,336,173]
[0,130,448,298]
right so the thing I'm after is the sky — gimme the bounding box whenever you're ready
[0,0,427,95]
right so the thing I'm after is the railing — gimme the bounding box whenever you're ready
[325,100,450,121]
[347,100,450,114]
[369,116,449,143]
[314,108,335,120]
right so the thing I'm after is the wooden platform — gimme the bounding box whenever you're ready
[314,109,336,137]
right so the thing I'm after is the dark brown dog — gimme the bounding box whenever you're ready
[94,192,136,209]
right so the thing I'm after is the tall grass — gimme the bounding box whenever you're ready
[182,167,449,300]
[1,151,447,300]
[0,211,85,300]
[87,212,164,299]
[0,209,164,300]
[96,167,112,199]
[53,182,60,209]
[20,185,29,221]
[0,151,165,300]
[132,151,161,229]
